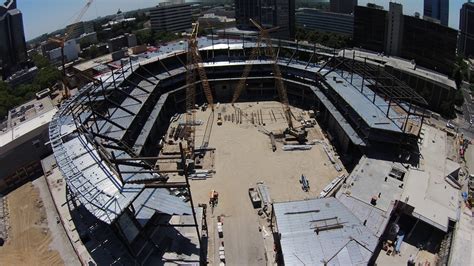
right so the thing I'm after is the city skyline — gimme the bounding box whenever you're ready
[18,0,469,40]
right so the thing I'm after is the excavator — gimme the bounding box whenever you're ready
[231,19,307,143]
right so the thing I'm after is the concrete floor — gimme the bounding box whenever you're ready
[166,101,345,265]
[376,241,437,266]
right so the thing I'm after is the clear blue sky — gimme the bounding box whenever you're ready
[18,0,470,40]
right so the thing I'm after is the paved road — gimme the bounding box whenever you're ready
[427,82,474,140]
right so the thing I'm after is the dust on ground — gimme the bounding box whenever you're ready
[0,182,63,266]
[163,101,346,265]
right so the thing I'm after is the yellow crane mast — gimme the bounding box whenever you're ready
[185,22,215,156]
[232,19,307,142]
[49,0,94,99]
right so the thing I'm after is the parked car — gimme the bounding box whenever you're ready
[446,121,455,129]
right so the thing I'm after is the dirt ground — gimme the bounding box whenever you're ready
[0,182,63,266]
[165,101,346,265]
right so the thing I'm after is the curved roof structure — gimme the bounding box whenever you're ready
[49,36,425,224]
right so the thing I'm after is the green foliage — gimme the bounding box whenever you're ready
[296,28,352,49]
[153,31,180,43]
[0,81,21,119]
[32,54,50,69]
[452,56,470,88]
[35,66,61,89]
[135,29,154,45]
[454,89,465,107]
[439,100,455,119]
[0,54,61,119]
[135,29,181,46]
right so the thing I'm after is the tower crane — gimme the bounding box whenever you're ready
[232,19,307,143]
[49,0,94,99]
[185,22,214,157]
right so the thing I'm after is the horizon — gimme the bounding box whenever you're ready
[18,0,469,41]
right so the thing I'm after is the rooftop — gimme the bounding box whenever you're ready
[274,197,379,266]
[0,97,57,148]
[336,156,404,236]
[401,125,460,232]
[73,53,114,72]
[337,125,461,233]
[341,49,457,89]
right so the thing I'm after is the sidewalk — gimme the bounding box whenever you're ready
[41,156,95,265]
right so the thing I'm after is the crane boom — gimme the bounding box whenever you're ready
[233,19,307,142]
[184,22,215,157]
[49,0,94,100]
[231,35,262,103]
[232,19,293,127]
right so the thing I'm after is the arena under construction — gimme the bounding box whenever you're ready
[48,23,430,265]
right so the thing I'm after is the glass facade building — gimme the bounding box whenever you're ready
[235,0,295,40]
[459,2,474,58]
[330,0,358,14]
[0,0,27,78]
[423,0,449,27]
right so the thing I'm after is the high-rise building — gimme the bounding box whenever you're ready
[385,2,403,56]
[235,0,295,40]
[354,3,457,75]
[65,21,94,39]
[0,0,27,78]
[353,5,386,52]
[330,0,358,14]
[423,0,449,26]
[296,8,354,36]
[150,1,192,33]
[459,2,474,58]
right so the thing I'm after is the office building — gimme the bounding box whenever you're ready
[424,0,449,26]
[354,3,457,75]
[0,0,27,78]
[353,5,386,52]
[296,8,353,36]
[402,15,457,75]
[150,1,192,33]
[459,2,474,58]
[40,40,61,57]
[48,39,79,63]
[235,0,295,40]
[0,97,57,192]
[66,21,94,39]
[107,33,137,53]
[385,2,403,56]
[330,0,357,14]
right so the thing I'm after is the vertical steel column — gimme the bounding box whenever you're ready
[350,52,355,85]
[373,65,379,104]
[87,90,101,133]
[178,143,202,254]
[361,58,366,94]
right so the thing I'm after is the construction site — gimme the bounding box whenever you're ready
[7,14,464,265]
[162,100,345,264]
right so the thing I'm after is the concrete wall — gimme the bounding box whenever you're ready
[0,124,51,192]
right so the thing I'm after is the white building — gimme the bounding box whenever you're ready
[48,38,79,63]
[0,97,57,191]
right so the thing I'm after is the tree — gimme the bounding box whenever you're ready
[32,54,50,69]
[35,66,61,89]
[452,56,470,88]
[0,81,21,119]
[135,29,154,45]
[454,89,465,107]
